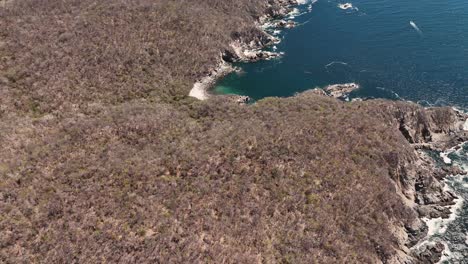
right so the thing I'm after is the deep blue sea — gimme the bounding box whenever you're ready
[215,0,468,108]
[215,0,468,261]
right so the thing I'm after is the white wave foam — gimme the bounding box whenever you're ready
[423,196,463,237]
[288,8,306,19]
[338,3,353,10]
[440,152,452,165]
[463,118,468,131]
[338,2,359,12]
[453,175,468,188]
[437,241,453,264]
[421,179,464,241]
[410,21,423,36]
[261,22,274,29]
[289,0,317,18]
[427,148,468,262]
[325,61,348,68]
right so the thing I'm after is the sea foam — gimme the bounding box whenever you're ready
[440,152,453,165]
[338,3,353,10]
[338,3,359,12]
[422,194,463,237]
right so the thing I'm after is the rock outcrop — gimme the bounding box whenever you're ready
[417,242,445,263]
[191,0,305,100]
[302,93,468,263]
[308,83,360,100]
[323,83,360,100]
[379,103,468,263]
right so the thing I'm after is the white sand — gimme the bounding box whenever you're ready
[189,63,234,100]
[189,81,210,100]
[191,0,313,100]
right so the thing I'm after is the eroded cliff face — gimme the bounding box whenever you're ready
[359,101,468,263]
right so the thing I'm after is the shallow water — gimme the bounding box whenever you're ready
[215,0,468,261]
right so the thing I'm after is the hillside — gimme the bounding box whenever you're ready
[1,1,467,263]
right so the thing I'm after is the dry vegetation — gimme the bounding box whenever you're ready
[0,0,269,114]
[1,93,420,263]
[0,0,443,263]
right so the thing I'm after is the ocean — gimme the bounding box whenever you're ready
[214,0,468,262]
[215,0,468,108]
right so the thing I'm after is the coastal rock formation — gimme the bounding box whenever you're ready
[230,41,283,62]
[417,242,445,263]
[304,91,468,262]
[392,106,468,150]
[189,63,236,100]
[274,19,297,28]
[365,102,468,262]
[1,0,467,263]
[308,83,360,100]
[190,0,303,100]
[323,83,360,100]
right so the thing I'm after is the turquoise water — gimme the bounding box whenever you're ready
[215,0,468,108]
[215,0,468,261]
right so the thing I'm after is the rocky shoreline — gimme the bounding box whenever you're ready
[318,91,468,262]
[377,103,468,263]
[189,0,308,101]
[5,0,468,262]
[187,1,468,262]
[202,73,468,263]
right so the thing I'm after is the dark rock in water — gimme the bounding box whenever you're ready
[323,83,360,99]
[306,83,360,100]
[417,205,452,219]
[417,242,445,264]
[275,19,296,28]
[442,165,467,176]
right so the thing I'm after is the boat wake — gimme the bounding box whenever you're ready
[410,20,424,36]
